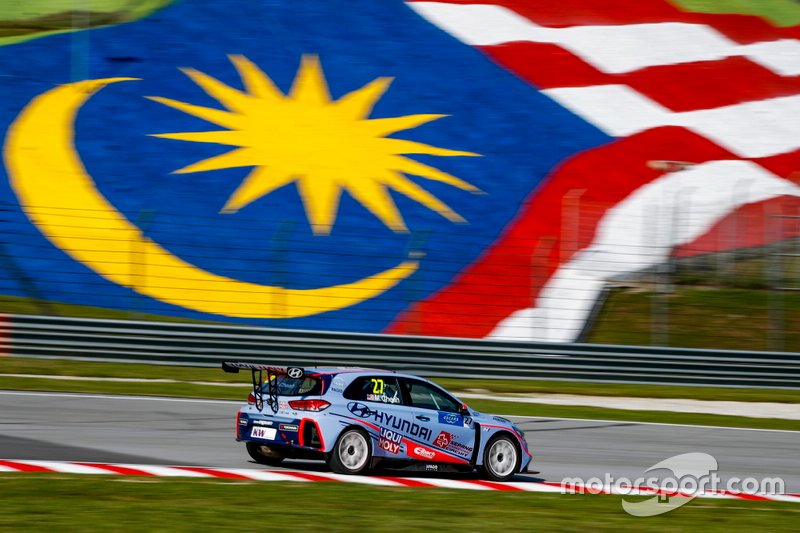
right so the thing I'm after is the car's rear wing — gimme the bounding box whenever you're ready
[222,361,305,413]
[222,361,304,378]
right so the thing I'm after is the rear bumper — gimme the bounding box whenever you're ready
[237,412,325,452]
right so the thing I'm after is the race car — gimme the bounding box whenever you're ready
[223,362,533,481]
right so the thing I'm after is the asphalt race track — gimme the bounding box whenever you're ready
[1,390,798,491]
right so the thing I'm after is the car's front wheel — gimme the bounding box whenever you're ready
[480,434,519,482]
[246,441,286,466]
[327,428,372,475]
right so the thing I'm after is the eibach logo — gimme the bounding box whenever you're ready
[414,447,436,460]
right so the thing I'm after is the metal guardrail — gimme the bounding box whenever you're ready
[3,314,800,389]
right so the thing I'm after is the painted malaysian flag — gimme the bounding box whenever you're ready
[388,0,800,340]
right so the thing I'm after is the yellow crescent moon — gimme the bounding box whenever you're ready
[4,78,418,318]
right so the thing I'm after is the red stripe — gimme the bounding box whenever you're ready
[674,196,800,257]
[482,43,800,112]
[281,471,336,483]
[74,463,156,477]
[462,479,524,491]
[0,460,55,473]
[173,467,251,480]
[377,476,437,488]
[387,127,739,337]
[412,0,800,43]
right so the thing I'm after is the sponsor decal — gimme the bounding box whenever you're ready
[378,427,404,455]
[445,440,473,458]
[253,420,274,427]
[346,403,432,441]
[347,402,373,418]
[330,378,346,393]
[279,424,299,431]
[492,416,511,424]
[366,393,401,404]
[278,402,290,411]
[238,419,248,426]
[435,431,472,457]
[435,431,453,448]
[413,447,436,460]
[251,427,277,440]
[374,411,432,441]
[287,367,304,379]
[378,438,402,455]
[425,464,439,471]
[380,427,403,444]
[438,412,463,426]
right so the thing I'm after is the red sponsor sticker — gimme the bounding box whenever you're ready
[435,431,453,448]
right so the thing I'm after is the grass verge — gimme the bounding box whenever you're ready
[0,475,798,532]
[3,357,800,403]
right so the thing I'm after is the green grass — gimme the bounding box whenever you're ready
[0,475,798,532]
[0,294,215,324]
[587,287,800,351]
[671,0,800,26]
[0,0,173,45]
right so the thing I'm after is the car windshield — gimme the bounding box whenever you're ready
[262,375,320,396]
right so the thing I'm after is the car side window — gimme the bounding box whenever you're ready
[402,379,460,413]
[343,376,403,405]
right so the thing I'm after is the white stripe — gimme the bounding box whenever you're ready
[408,2,800,75]
[490,160,800,342]
[507,482,565,493]
[209,469,312,483]
[740,39,800,76]
[320,473,405,487]
[0,465,19,472]
[0,373,250,387]
[116,465,211,478]
[0,391,239,405]
[542,85,800,158]
[14,461,111,475]
[502,414,800,434]
[403,478,491,490]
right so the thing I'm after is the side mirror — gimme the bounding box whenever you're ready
[459,403,470,416]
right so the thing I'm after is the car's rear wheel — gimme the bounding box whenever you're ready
[480,435,519,482]
[327,428,372,475]
[246,441,286,466]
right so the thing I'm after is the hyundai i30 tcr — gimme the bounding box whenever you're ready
[223,362,532,481]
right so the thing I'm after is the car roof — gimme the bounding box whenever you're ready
[307,368,426,381]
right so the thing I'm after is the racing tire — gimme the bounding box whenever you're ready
[246,441,286,466]
[480,434,519,482]
[327,428,372,475]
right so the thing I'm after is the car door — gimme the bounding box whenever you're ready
[342,375,412,458]
[399,378,476,463]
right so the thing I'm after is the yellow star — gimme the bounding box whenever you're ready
[148,55,481,235]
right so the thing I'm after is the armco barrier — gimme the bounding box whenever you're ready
[2,314,800,389]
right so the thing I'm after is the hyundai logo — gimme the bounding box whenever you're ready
[287,367,304,379]
[347,402,373,418]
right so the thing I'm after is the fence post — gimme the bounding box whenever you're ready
[767,203,784,352]
[403,229,429,335]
